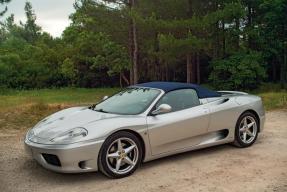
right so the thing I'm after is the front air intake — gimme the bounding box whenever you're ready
[42,153,61,167]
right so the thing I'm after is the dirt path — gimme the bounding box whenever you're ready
[0,110,287,192]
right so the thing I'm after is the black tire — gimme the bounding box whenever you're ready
[98,131,143,178]
[233,112,259,148]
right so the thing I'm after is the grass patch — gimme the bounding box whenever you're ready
[0,88,120,131]
[0,88,120,110]
[250,83,287,110]
[0,103,59,131]
[258,91,287,111]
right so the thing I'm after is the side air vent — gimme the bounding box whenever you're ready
[198,129,229,145]
[223,98,229,102]
[217,98,229,105]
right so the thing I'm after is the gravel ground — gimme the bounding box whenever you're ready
[0,110,287,192]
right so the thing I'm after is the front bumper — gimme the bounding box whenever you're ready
[259,114,266,132]
[24,138,104,173]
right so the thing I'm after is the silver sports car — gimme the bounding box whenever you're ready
[24,82,265,178]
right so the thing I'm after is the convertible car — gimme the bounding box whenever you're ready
[24,82,265,178]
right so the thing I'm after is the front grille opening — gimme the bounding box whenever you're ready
[42,153,61,167]
[78,161,86,169]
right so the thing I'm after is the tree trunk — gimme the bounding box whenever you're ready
[121,73,130,86]
[128,9,134,84]
[132,18,138,84]
[173,70,176,81]
[187,0,196,83]
[271,58,277,82]
[280,60,286,88]
[161,64,164,81]
[127,0,138,85]
[212,0,220,60]
[222,20,226,58]
[247,5,253,49]
[186,53,192,83]
[213,21,220,59]
[129,68,134,85]
[120,73,122,88]
[191,54,196,83]
[281,41,287,89]
[165,62,169,81]
[247,5,252,26]
[131,0,138,84]
[188,0,193,17]
[235,18,240,50]
[154,32,159,81]
[196,52,200,84]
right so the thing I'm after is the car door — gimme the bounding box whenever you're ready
[146,89,210,155]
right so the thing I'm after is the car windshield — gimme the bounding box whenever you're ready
[94,88,161,115]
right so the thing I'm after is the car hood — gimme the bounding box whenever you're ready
[31,107,119,141]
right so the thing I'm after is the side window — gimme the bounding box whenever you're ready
[156,89,200,113]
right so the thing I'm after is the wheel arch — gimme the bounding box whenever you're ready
[102,129,146,162]
[240,109,261,132]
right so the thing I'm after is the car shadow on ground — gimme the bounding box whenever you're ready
[141,144,233,169]
[20,159,107,182]
[20,143,235,184]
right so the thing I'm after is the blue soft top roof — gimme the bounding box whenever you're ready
[130,81,220,98]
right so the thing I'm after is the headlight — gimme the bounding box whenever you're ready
[50,127,88,144]
[27,129,35,140]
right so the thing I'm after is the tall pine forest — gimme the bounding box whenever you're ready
[0,0,286,90]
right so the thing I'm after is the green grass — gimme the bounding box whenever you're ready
[0,88,120,110]
[0,87,286,132]
[0,88,120,131]
[258,91,287,111]
[250,83,287,111]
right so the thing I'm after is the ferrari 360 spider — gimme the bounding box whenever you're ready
[24,82,265,178]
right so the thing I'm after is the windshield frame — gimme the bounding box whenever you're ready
[91,87,164,115]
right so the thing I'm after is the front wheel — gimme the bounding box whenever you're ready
[233,112,259,148]
[98,131,143,178]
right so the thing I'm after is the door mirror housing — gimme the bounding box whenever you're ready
[102,96,109,101]
[151,104,172,115]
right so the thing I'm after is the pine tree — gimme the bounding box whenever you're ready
[0,0,11,17]
[20,1,41,43]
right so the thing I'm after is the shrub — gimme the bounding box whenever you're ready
[209,51,266,90]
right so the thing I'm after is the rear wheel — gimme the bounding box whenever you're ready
[233,112,259,148]
[98,131,142,178]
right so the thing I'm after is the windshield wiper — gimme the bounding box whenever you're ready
[88,104,109,113]
[89,104,96,110]
[93,108,109,113]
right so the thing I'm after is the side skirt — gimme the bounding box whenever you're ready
[143,130,233,162]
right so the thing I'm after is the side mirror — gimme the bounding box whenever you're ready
[151,104,172,115]
[102,96,109,101]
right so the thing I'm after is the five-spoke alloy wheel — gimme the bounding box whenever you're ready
[99,131,142,178]
[233,112,259,147]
